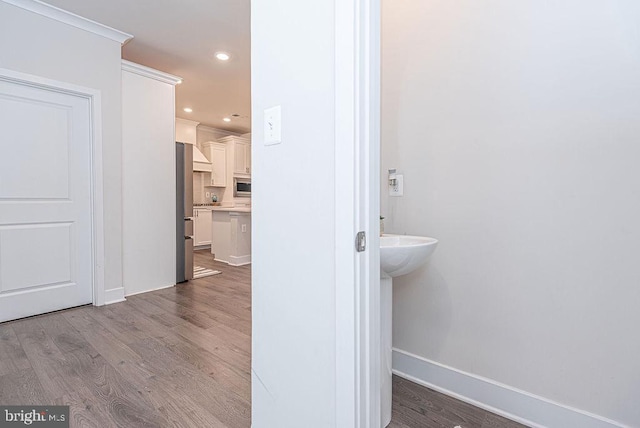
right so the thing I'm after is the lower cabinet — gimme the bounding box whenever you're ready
[211,210,251,266]
[193,208,212,247]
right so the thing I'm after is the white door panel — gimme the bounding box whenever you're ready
[0,223,74,292]
[0,94,70,199]
[0,78,93,322]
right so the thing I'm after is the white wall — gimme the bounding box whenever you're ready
[251,0,337,426]
[382,1,640,426]
[0,1,125,300]
[122,66,177,296]
[175,117,198,144]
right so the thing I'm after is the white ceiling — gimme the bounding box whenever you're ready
[45,0,251,133]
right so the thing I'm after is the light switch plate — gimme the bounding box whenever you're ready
[264,105,282,146]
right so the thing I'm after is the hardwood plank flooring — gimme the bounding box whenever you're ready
[0,249,527,428]
[0,324,31,376]
[390,376,528,428]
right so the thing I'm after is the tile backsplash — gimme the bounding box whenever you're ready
[193,172,223,205]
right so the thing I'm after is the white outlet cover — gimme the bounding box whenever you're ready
[389,174,404,197]
[264,105,281,146]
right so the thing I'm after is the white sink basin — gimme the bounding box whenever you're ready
[380,234,438,278]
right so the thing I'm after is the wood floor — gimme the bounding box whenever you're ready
[389,376,527,428]
[0,250,527,428]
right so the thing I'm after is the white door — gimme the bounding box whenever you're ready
[0,77,93,322]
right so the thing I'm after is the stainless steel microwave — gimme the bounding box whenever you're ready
[234,178,251,197]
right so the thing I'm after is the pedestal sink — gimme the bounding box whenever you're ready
[380,234,438,427]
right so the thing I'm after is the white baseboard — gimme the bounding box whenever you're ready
[392,348,627,428]
[229,254,251,266]
[124,283,174,297]
[103,287,126,305]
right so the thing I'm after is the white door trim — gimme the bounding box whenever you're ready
[0,67,105,307]
[334,0,381,426]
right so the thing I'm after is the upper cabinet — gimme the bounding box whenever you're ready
[218,136,251,177]
[202,141,227,187]
[234,140,251,175]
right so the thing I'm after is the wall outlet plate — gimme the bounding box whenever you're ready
[389,174,404,197]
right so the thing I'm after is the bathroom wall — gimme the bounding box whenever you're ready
[382,1,640,426]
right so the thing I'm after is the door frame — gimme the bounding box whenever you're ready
[0,67,106,307]
[334,0,381,426]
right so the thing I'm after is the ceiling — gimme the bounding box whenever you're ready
[45,0,251,133]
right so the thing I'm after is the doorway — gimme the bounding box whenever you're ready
[0,69,104,322]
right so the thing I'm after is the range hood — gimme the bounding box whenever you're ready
[193,146,212,172]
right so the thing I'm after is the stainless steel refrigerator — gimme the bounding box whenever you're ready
[176,142,194,283]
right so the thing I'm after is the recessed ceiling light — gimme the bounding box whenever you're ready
[223,117,231,122]
[215,52,231,61]
[183,107,193,113]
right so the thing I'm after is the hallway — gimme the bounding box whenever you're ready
[1,250,525,427]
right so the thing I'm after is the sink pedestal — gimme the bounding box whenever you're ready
[381,275,393,427]
[379,234,439,427]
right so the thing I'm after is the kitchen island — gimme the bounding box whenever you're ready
[211,206,251,266]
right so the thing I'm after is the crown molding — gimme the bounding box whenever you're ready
[122,60,182,86]
[2,0,133,44]
[175,117,200,126]
[196,124,242,137]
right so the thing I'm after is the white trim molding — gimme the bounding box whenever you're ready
[334,0,381,426]
[196,124,242,137]
[228,255,251,266]
[392,348,628,428]
[1,0,133,44]
[125,284,173,298]
[176,117,200,127]
[104,287,126,305]
[122,60,182,86]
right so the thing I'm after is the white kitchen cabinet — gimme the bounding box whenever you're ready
[218,136,251,176]
[211,209,251,265]
[234,140,251,175]
[202,141,226,187]
[193,208,212,247]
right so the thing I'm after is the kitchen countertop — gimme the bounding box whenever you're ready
[210,206,251,213]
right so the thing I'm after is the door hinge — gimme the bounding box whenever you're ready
[355,231,366,252]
